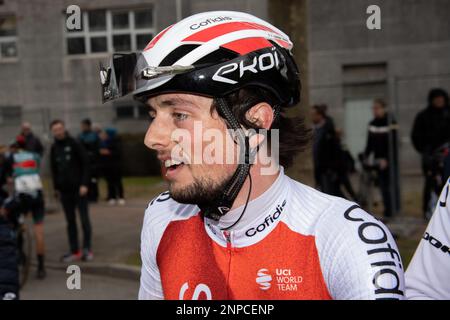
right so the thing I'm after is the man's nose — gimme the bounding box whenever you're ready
[144,116,174,151]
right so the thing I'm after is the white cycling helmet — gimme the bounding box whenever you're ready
[101,10,300,107]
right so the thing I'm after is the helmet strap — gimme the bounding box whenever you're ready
[199,97,257,222]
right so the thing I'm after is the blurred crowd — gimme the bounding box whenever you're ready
[311,88,450,222]
[0,118,125,299]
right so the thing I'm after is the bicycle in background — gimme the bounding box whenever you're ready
[425,142,450,220]
[357,153,382,215]
[1,195,32,290]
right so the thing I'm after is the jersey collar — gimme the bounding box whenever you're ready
[204,166,289,248]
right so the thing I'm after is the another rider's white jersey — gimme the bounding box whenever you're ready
[139,167,405,300]
[405,178,450,300]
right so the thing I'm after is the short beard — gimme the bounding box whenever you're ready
[169,171,233,208]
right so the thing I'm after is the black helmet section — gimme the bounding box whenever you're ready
[101,44,301,108]
[135,45,300,107]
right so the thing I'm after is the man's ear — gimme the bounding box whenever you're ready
[245,102,274,130]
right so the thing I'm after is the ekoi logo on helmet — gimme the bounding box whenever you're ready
[212,51,280,85]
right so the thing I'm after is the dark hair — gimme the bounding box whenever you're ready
[81,118,92,126]
[212,87,311,168]
[312,104,328,118]
[49,119,65,129]
[373,98,386,108]
[428,88,449,107]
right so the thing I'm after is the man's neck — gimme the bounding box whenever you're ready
[207,164,285,232]
[229,163,280,211]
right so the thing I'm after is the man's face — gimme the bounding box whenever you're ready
[21,125,31,136]
[144,93,237,205]
[310,109,322,125]
[372,102,386,118]
[81,123,90,132]
[99,131,108,141]
[432,96,446,109]
[51,123,66,141]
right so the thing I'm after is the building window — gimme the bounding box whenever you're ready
[65,8,155,55]
[115,105,135,119]
[0,106,22,125]
[114,100,148,120]
[0,15,18,59]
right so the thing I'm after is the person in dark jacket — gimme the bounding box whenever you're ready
[364,99,400,219]
[311,104,341,196]
[99,128,125,206]
[20,122,44,157]
[0,196,19,300]
[0,150,8,201]
[50,120,93,262]
[411,88,450,218]
[78,118,100,203]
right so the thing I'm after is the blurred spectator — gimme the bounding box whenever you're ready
[99,128,125,206]
[0,148,8,200]
[335,128,357,201]
[311,104,341,196]
[78,119,100,203]
[411,88,450,218]
[0,197,19,300]
[92,123,102,135]
[0,145,19,299]
[4,135,46,279]
[444,151,450,184]
[20,122,44,157]
[363,99,400,219]
[49,120,93,262]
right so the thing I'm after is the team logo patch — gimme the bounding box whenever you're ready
[256,268,303,291]
[256,268,272,290]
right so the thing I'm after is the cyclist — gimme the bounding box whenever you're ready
[4,136,46,279]
[405,177,450,299]
[101,11,404,300]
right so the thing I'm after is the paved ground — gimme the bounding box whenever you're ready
[42,200,150,264]
[21,267,139,300]
[20,198,156,300]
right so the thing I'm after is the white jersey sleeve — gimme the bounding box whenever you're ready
[315,201,405,300]
[138,192,199,300]
[405,179,450,300]
[138,200,165,300]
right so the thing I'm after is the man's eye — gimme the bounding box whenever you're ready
[148,111,156,122]
[174,113,188,121]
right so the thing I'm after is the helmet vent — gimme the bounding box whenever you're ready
[159,44,200,67]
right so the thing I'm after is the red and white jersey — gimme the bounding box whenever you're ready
[405,178,450,300]
[139,168,405,300]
